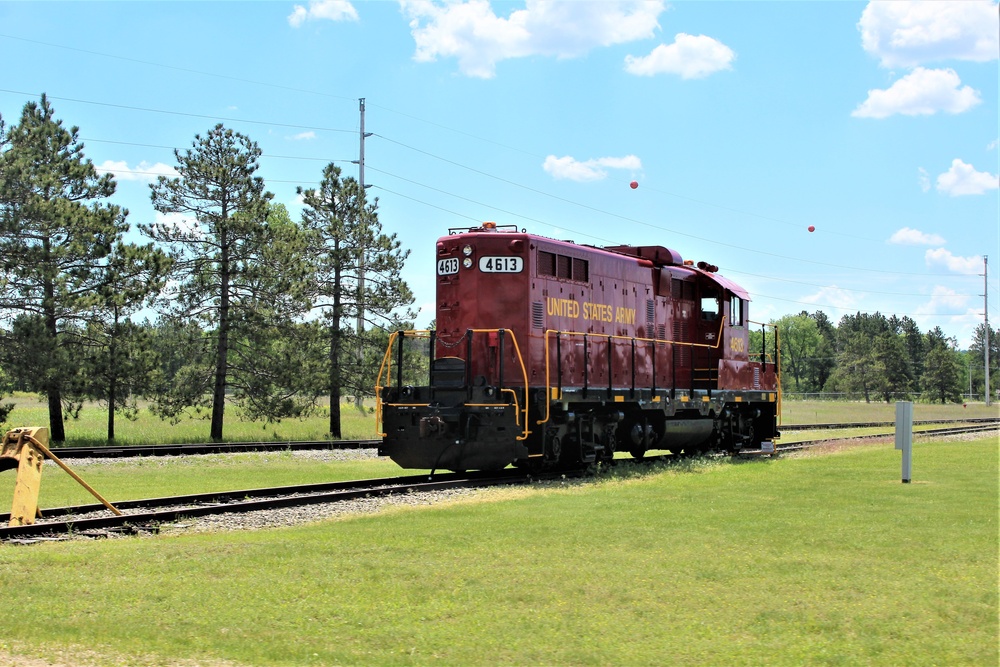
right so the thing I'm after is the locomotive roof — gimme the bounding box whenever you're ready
[443,223,750,300]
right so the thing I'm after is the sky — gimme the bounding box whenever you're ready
[1,0,997,348]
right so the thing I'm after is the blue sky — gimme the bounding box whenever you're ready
[1,1,997,347]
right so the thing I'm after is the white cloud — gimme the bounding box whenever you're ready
[851,67,980,118]
[543,154,642,182]
[858,0,999,68]
[888,227,945,246]
[911,287,982,346]
[289,131,317,141]
[97,160,177,182]
[936,158,999,196]
[917,167,931,192]
[988,138,999,151]
[624,33,735,79]
[400,0,663,78]
[918,285,970,313]
[801,285,858,311]
[288,0,358,27]
[925,248,982,274]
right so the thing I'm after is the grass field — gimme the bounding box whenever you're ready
[2,393,381,446]
[3,393,997,448]
[0,436,996,666]
[780,399,998,425]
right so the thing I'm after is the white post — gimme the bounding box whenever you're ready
[895,401,913,484]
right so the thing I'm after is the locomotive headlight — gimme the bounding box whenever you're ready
[462,244,474,256]
[462,257,473,268]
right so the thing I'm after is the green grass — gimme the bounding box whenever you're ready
[780,398,998,425]
[0,437,995,666]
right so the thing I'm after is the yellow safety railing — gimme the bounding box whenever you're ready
[538,317,728,426]
[375,329,532,442]
[749,320,782,424]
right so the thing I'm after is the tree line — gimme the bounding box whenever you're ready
[0,95,413,442]
[765,310,998,404]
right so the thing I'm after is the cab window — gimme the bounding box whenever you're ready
[730,295,744,327]
[701,289,720,320]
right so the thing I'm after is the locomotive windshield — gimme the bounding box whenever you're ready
[701,288,721,320]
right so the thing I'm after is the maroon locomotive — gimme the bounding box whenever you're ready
[377,223,780,471]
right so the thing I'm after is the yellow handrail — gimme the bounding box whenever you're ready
[374,328,532,442]
[470,328,531,441]
[748,320,782,424]
[538,317,728,425]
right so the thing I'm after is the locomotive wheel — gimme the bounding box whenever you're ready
[629,447,646,460]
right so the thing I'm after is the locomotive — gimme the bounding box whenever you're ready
[377,223,780,472]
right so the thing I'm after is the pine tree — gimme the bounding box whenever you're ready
[921,328,962,404]
[298,164,414,438]
[0,95,132,442]
[144,125,311,440]
[81,242,170,440]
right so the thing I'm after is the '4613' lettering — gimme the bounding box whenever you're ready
[479,256,523,273]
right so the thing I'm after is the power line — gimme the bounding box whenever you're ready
[83,137,353,165]
[2,33,990,259]
[722,267,979,298]
[0,87,356,135]
[372,134,981,278]
[2,87,986,285]
[0,34,359,104]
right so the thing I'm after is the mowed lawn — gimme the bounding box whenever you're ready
[0,438,996,667]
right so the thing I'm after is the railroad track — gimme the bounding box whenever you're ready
[773,422,998,454]
[0,468,543,544]
[779,417,999,431]
[47,438,381,459]
[4,424,993,544]
[40,418,997,459]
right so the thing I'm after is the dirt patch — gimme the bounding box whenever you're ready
[0,648,244,667]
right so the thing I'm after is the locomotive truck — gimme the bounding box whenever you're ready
[377,223,780,472]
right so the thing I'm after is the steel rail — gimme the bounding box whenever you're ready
[0,469,539,543]
[5,424,993,542]
[32,421,998,460]
[780,417,999,432]
[773,423,998,454]
[45,439,381,460]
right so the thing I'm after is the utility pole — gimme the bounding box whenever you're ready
[985,256,991,406]
[353,98,373,409]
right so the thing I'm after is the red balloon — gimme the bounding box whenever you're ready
[629,180,638,189]
[808,225,815,232]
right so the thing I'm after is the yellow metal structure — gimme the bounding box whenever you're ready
[1,426,122,527]
[0,427,46,526]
